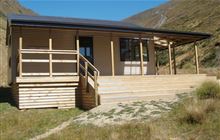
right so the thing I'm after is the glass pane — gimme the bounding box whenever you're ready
[120,38,130,61]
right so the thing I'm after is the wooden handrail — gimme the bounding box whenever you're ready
[20,49,78,54]
[79,53,99,106]
[79,54,100,76]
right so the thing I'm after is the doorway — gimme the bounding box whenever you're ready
[79,37,94,64]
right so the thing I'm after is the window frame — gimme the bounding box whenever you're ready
[119,38,149,62]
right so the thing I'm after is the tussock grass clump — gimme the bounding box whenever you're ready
[196,81,220,99]
[179,99,216,124]
[217,71,220,79]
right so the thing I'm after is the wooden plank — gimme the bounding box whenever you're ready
[53,73,78,76]
[21,49,77,53]
[19,83,78,87]
[194,43,199,74]
[21,49,77,55]
[110,40,115,76]
[19,87,77,91]
[19,98,75,103]
[19,90,77,94]
[139,38,144,75]
[21,72,78,76]
[19,93,75,97]
[168,42,173,75]
[19,104,75,109]
[22,59,77,63]
[16,76,79,83]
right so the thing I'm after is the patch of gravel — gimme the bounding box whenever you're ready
[74,93,189,126]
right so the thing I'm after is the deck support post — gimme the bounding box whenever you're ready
[194,42,199,74]
[110,35,115,76]
[155,50,159,75]
[85,62,88,88]
[76,31,80,75]
[168,42,173,75]
[49,34,52,77]
[94,71,98,106]
[19,36,22,77]
[173,46,177,75]
[139,37,144,75]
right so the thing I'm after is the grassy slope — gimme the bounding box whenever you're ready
[125,0,220,70]
[0,88,82,140]
[45,95,220,140]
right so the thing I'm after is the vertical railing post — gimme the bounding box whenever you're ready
[94,71,98,106]
[19,37,22,77]
[173,46,177,75]
[139,37,144,75]
[110,39,115,76]
[85,62,88,88]
[76,31,80,75]
[168,42,173,75]
[49,37,53,77]
[194,42,199,74]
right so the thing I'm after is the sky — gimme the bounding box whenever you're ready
[18,0,168,21]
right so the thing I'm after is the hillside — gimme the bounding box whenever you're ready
[0,0,36,86]
[125,0,220,74]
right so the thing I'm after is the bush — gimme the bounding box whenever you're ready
[196,81,220,99]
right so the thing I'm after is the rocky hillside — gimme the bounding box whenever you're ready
[0,0,36,86]
[125,0,220,71]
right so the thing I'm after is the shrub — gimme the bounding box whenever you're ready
[196,81,220,99]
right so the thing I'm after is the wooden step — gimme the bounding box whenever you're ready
[99,87,193,94]
[100,94,178,105]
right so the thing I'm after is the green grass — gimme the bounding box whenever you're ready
[45,98,220,140]
[0,88,83,140]
[45,82,220,140]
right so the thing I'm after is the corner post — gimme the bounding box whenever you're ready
[194,42,199,74]
[139,36,144,75]
[49,30,53,77]
[94,71,98,106]
[168,42,173,75]
[19,36,23,77]
[173,46,177,74]
[110,34,115,76]
[76,31,80,75]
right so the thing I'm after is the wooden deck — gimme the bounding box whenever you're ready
[12,74,217,109]
[13,77,79,109]
[98,74,217,105]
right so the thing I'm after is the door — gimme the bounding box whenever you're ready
[79,37,94,64]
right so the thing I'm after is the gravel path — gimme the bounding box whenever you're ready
[73,93,188,126]
[30,93,188,140]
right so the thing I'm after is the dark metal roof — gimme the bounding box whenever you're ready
[7,14,212,46]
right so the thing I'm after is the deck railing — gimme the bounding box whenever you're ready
[19,49,78,77]
[79,54,100,106]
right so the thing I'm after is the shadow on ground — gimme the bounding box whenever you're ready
[0,87,16,107]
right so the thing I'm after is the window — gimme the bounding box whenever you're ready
[120,38,149,61]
